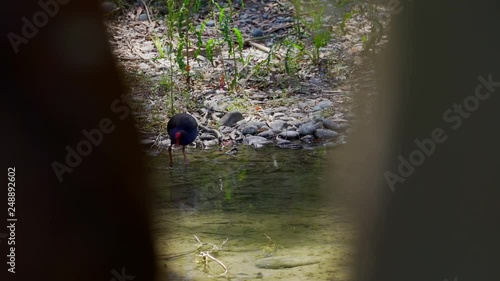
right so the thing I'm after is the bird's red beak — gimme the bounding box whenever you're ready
[175,132,181,145]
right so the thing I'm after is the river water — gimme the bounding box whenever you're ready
[147,145,356,281]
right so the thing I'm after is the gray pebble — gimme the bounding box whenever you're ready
[251,28,264,37]
[322,119,341,131]
[274,106,289,112]
[203,140,219,147]
[300,135,316,144]
[244,136,272,148]
[257,129,275,139]
[277,116,295,121]
[290,112,305,118]
[298,122,319,135]
[247,121,265,128]
[199,133,216,140]
[279,130,300,139]
[288,120,303,127]
[314,129,338,139]
[138,14,148,21]
[271,120,286,132]
[241,125,258,135]
[160,140,171,147]
[312,115,324,123]
[220,111,243,127]
[206,20,215,27]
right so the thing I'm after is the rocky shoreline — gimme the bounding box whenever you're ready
[139,93,355,152]
[105,0,388,152]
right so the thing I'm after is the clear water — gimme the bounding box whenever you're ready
[147,145,355,281]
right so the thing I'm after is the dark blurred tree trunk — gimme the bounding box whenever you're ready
[1,1,156,281]
[333,0,500,281]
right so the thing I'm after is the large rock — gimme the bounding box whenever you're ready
[220,111,243,127]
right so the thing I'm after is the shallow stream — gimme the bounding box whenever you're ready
[148,145,355,281]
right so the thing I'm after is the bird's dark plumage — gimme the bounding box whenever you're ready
[167,113,198,166]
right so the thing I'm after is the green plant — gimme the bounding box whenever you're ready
[281,39,304,75]
[290,0,332,65]
[340,11,354,35]
[152,36,166,59]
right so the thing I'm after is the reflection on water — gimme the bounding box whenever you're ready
[147,146,355,281]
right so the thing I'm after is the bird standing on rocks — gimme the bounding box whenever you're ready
[167,113,198,166]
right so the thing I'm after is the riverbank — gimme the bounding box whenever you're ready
[103,0,391,152]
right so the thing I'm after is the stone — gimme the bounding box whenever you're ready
[273,106,289,112]
[220,111,243,127]
[203,140,219,147]
[271,120,286,132]
[288,120,303,127]
[251,28,264,37]
[247,121,265,128]
[298,122,319,135]
[279,130,300,139]
[160,140,171,147]
[257,129,275,139]
[255,256,320,269]
[314,129,338,139]
[299,100,316,109]
[244,136,272,148]
[206,20,215,27]
[241,125,258,135]
[322,119,341,131]
[290,112,305,118]
[312,100,333,111]
[300,135,316,144]
[138,14,148,21]
[199,133,216,140]
[312,115,324,123]
[276,116,294,121]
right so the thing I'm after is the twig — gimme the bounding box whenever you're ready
[198,252,228,277]
[143,0,152,24]
[193,235,229,277]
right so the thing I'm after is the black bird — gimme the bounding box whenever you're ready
[167,113,198,166]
